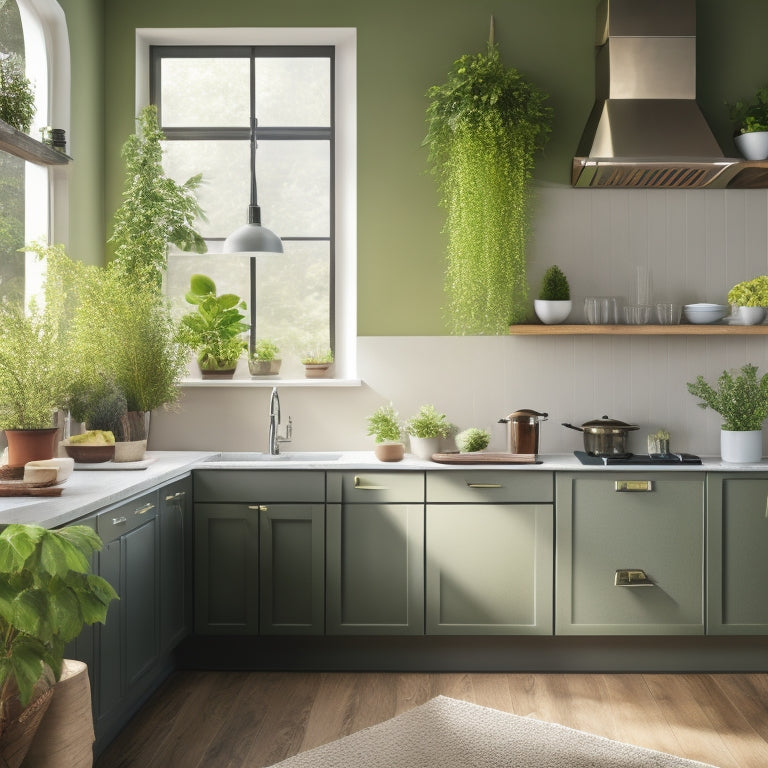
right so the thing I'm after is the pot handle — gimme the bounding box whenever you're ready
[561,423,584,432]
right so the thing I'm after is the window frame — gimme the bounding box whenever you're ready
[135,28,357,385]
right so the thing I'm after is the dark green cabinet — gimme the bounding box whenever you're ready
[707,473,768,634]
[555,472,705,635]
[425,470,554,635]
[326,472,424,635]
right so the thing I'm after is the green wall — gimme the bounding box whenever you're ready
[60,0,768,332]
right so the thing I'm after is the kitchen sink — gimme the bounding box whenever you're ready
[205,451,343,463]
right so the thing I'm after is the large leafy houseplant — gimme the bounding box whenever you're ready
[0,52,34,133]
[0,524,117,727]
[425,34,552,334]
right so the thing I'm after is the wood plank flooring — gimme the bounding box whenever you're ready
[94,672,768,768]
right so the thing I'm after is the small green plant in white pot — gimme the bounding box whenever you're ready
[687,363,768,463]
[405,404,451,459]
[366,403,405,462]
[249,338,281,377]
[727,84,768,160]
[534,265,571,325]
[727,275,768,325]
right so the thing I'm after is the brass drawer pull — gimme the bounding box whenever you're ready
[615,569,655,587]
[134,503,154,516]
[111,516,127,526]
[247,505,268,512]
[353,476,388,490]
[466,483,502,489]
[615,480,653,492]
[164,491,186,502]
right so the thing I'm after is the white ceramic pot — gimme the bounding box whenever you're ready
[730,305,766,325]
[534,299,572,325]
[721,429,763,463]
[734,131,768,161]
[409,435,440,460]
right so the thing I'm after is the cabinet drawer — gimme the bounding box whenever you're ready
[426,470,552,503]
[327,471,424,503]
[194,470,324,502]
[97,491,158,542]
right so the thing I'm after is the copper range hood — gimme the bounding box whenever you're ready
[572,0,768,189]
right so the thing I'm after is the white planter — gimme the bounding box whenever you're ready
[409,435,441,460]
[721,429,763,464]
[734,131,768,161]
[534,299,572,325]
[730,305,766,325]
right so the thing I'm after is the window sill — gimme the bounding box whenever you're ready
[180,377,362,388]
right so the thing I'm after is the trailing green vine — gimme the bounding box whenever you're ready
[425,38,552,333]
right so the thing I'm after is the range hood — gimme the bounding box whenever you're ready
[572,0,768,189]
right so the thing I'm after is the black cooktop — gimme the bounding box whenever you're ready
[574,451,702,466]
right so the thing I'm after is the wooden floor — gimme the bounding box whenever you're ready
[94,671,768,768]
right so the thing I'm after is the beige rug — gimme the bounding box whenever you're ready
[268,696,717,768]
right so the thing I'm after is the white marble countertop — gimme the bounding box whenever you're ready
[3,450,768,529]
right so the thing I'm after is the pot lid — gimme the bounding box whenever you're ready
[507,409,548,421]
[581,415,639,430]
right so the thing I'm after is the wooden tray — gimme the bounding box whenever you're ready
[430,452,541,465]
[0,478,63,496]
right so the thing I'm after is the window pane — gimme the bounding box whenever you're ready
[255,58,330,127]
[0,153,25,304]
[160,58,250,127]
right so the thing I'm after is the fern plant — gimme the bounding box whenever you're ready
[366,404,403,443]
[405,404,450,439]
[425,35,552,334]
[687,364,768,431]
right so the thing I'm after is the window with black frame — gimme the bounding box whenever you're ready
[151,45,334,377]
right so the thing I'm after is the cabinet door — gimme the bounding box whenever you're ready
[194,503,259,634]
[426,503,553,635]
[707,473,768,634]
[259,504,325,635]
[326,502,424,634]
[555,473,705,635]
[160,476,192,651]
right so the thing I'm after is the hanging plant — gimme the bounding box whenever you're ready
[425,28,552,334]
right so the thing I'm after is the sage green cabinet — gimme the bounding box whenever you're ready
[326,471,424,635]
[193,470,325,635]
[707,473,768,634]
[555,473,705,635]
[425,471,554,635]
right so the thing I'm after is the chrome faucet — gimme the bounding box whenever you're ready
[268,387,292,455]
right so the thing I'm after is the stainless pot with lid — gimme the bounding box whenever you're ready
[498,409,548,454]
[562,415,639,457]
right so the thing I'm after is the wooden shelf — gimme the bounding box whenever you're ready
[0,118,71,165]
[509,324,768,336]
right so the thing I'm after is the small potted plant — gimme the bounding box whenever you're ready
[179,273,249,379]
[727,275,768,325]
[300,349,334,378]
[687,363,768,463]
[727,84,768,160]
[405,404,451,459]
[366,403,405,461]
[248,338,281,377]
[534,265,571,324]
[455,427,491,453]
[0,523,118,765]
[0,52,35,133]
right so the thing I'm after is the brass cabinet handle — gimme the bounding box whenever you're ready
[112,516,127,526]
[615,480,653,492]
[134,503,154,516]
[247,505,268,512]
[353,476,388,490]
[164,491,186,502]
[466,483,502,489]
[614,569,655,587]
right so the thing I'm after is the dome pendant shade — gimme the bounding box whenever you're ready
[223,204,283,253]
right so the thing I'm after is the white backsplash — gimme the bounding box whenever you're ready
[151,185,768,458]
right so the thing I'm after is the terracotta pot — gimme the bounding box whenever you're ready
[304,363,331,379]
[374,442,405,462]
[4,428,59,467]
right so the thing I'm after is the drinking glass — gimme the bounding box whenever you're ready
[656,303,681,325]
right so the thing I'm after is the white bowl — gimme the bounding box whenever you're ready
[683,303,730,324]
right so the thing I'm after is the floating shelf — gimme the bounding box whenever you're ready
[509,324,768,336]
[0,118,71,165]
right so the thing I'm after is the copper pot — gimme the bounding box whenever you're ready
[562,415,639,457]
[498,409,548,454]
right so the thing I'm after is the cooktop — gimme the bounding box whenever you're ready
[574,451,702,466]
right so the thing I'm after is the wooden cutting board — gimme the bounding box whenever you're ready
[0,479,63,496]
[430,452,541,465]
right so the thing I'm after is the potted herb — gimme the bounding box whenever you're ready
[455,427,491,453]
[727,275,768,325]
[249,338,281,377]
[727,84,768,160]
[687,363,768,463]
[425,29,552,334]
[300,349,333,379]
[405,404,451,459]
[0,523,118,766]
[179,273,248,379]
[534,265,572,324]
[366,403,405,462]
[0,52,35,133]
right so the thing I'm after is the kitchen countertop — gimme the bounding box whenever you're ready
[3,450,768,530]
